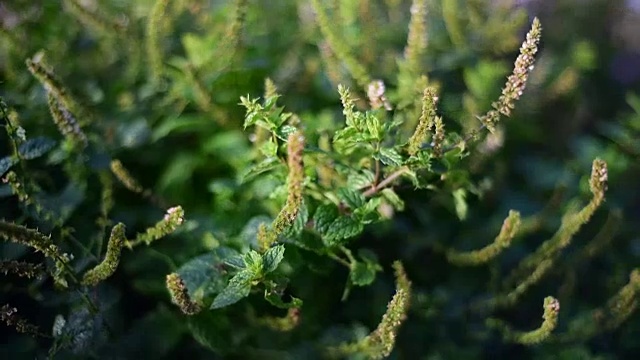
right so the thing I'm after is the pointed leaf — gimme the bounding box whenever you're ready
[210,270,253,309]
[338,188,365,209]
[377,147,403,166]
[177,247,239,300]
[240,157,282,183]
[0,156,16,177]
[324,217,364,246]
[262,245,285,274]
[313,204,339,234]
[18,136,56,160]
[350,261,377,286]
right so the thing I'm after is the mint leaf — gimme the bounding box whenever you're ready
[260,139,278,157]
[262,245,285,274]
[324,216,364,246]
[0,156,17,177]
[347,170,375,189]
[338,188,365,209]
[275,124,298,141]
[365,113,381,140]
[313,204,339,234]
[349,249,382,286]
[353,197,382,224]
[176,247,239,301]
[210,270,253,309]
[223,255,246,270]
[349,261,377,286]
[243,250,263,273]
[18,136,56,160]
[377,147,403,166]
[381,188,405,211]
[264,291,303,309]
[188,310,233,352]
[240,157,282,183]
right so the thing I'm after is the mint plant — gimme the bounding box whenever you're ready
[1,1,639,359]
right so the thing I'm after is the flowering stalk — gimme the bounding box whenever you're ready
[255,308,301,332]
[259,132,305,251]
[407,87,438,155]
[560,269,640,342]
[488,296,560,345]
[401,0,428,77]
[46,90,88,148]
[447,210,521,266]
[478,18,542,133]
[504,159,608,289]
[166,273,203,315]
[328,261,411,359]
[82,223,125,286]
[26,53,88,127]
[1,304,43,337]
[126,206,185,248]
[311,0,372,90]
[0,260,44,279]
[146,0,171,84]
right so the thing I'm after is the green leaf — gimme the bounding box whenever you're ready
[18,136,56,160]
[243,250,263,273]
[177,247,239,301]
[260,138,278,157]
[453,188,468,221]
[188,311,234,353]
[239,215,272,247]
[381,188,405,211]
[240,157,282,183]
[262,245,285,274]
[324,216,364,246]
[223,255,246,270]
[282,200,308,237]
[210,270,253,309]
[377,147,403,166]
[365,113,381,139]
[275,125,298,141]
[264,291,303,309]
[0,156,16,177]
[338,188,365,209]
[313,204,339,234]
[349,248,382,287]
[182,33,217,68]
[152,115,209,142]
[347,170,375,189]
[350,261,377,286]
[353,197,382,223]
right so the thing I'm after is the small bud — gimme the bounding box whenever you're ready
[589,158,608,198]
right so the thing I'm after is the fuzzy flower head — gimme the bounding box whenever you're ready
[589,158,608,198]
[164,206,185,225]
[367,80,392,111]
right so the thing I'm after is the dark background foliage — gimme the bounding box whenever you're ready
[1,0,639,359]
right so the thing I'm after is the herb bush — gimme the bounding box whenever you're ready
[1,0,639,359]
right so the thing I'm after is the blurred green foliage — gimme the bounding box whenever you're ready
[1,0,639,359]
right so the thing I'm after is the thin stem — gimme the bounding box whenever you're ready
[363,167,409,197]
[328,252,350,268]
